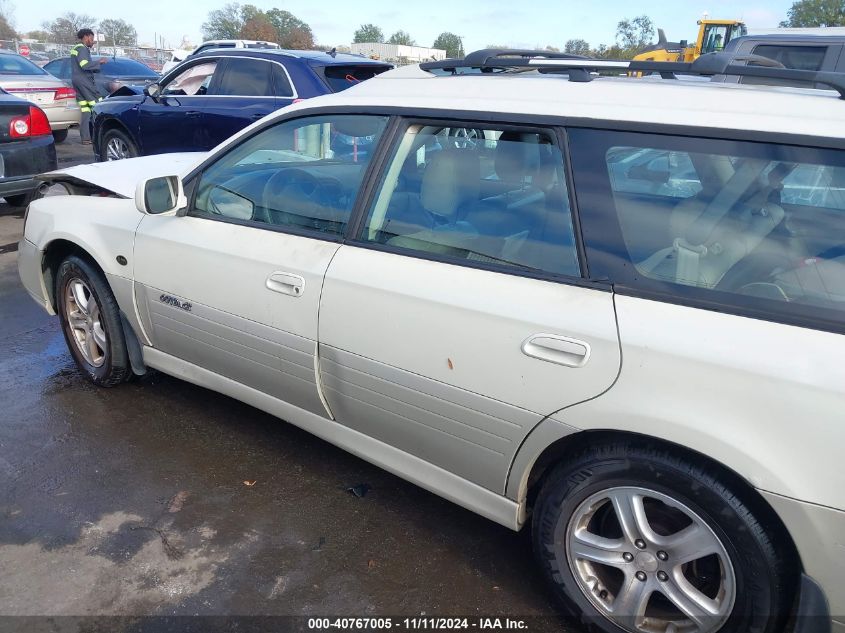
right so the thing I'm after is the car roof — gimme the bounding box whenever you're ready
[193,48,392,67]
[281,64,845,141]
[727,34,845,47]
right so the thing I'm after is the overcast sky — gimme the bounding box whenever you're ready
[16,0,793,50]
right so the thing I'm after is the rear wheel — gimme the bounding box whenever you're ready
[100,127,138,161]
[56,255,132,386]
[52,129,69,143]
[532,443,794,633]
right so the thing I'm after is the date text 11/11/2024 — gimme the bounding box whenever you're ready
[307,618,529,630]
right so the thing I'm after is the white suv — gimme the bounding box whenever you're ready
[18,50,845,633]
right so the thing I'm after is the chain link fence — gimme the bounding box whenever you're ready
[0,40,170,71]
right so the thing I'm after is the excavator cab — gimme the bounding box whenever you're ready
[697,20,748,56]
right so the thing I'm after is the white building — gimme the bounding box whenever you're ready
[350,43,447,63]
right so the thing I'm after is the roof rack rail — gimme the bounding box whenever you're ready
[419,49,845,99]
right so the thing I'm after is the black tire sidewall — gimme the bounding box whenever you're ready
[56,255,130,386]
[52,129,69,143]
[100,128,138,161]
[532,450,784,633]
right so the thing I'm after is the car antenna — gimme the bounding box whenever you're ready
[328,47,337,58]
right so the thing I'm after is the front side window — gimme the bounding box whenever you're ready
[701,25,729,54]
[162,61,218,96]
[570,129,845,329]
[742,44,828,87]
[193,114,389,237]
[360,123,580,277]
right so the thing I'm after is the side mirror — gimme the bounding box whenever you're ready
[144,82,161,100]
[135,175,186,215]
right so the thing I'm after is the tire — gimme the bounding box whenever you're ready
[56,255,132,387]
[52,128,69,143]
[532,442,794,633]
[4,192,33,207]
[100,127,138,161]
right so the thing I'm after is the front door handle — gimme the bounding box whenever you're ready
[266,272,305,297]
[522,334,591,368]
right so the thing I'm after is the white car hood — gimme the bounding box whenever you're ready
[38,152,208,199]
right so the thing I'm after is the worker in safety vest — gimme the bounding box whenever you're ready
[70,29,108,145]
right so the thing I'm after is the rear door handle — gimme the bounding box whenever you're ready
[266,272,305,297]
[522,334,591,368]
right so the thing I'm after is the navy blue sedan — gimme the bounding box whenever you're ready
[91,49,392,161]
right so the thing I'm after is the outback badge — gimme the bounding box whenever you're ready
[159,294,192,312]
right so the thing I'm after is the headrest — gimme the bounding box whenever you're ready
[495,132,540,185]
[421,151,480,217]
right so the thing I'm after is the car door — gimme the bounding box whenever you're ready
[317,121,622,493]
[132,112,391,418]
[200,57,289,146]
[137,58,223,154]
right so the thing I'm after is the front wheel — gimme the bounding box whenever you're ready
[56,255,132,386]
[100,127,138,161]
[532,443,794,633]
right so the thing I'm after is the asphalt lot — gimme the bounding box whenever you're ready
[0,130,566,628]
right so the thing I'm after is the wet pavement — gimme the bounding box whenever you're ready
[0,132,568,628]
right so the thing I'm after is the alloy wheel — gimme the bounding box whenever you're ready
[65,278,107,367]
[105,137,130,160]
[562,486,735,633]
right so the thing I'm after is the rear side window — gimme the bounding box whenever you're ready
[0,54,47,75]
[216,58,273,96]
[742,44,828,88]
[360,123,580,277]
[570,129,845,330]
[321,65,390,92]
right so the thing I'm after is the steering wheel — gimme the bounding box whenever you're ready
[262,168,348,230]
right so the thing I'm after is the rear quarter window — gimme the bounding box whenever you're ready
[569,128,845,332]
[320,65,390,92]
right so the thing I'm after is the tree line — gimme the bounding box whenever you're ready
[0,9,137,46]
[1,0,842,53]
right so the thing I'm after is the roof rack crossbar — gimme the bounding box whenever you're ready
[419,49,845,99]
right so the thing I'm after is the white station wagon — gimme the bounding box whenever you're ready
[17,50,845,633]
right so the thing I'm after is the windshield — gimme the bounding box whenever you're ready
[0,54,47,76]
[95,57,159,77]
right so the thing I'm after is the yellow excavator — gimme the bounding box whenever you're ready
[633,19,748,63]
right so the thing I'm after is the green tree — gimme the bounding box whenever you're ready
[266,9,313,48]
[564,38,591,56]
[616,15,655,57]
[201,2,243,40]
[42,12,97,44]
[388,30,415,45]
[353,23,383,43]
[99,18,136,46]
[433,32,464,58]
[780,0,845,26]
[26,29,49,40]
